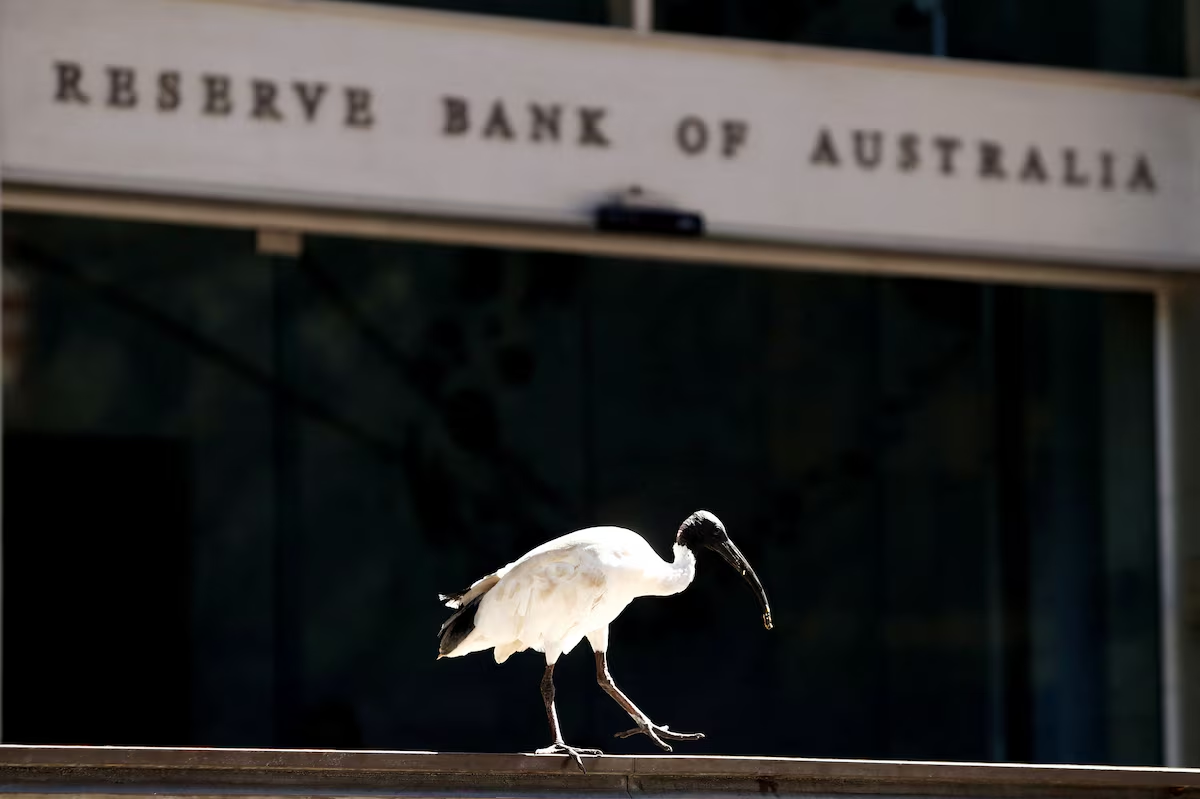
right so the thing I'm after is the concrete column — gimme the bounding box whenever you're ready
[0,174,5,744]
[1172,0,1200,758]
[1159,277,1200,766]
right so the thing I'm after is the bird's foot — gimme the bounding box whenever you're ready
[615,722,704,752]
[534,742,603,773]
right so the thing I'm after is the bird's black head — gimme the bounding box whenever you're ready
[675,509,728,551]
[676,509,774,631]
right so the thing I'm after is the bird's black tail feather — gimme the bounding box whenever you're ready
[437,589,486,658]
[438,586,470,608]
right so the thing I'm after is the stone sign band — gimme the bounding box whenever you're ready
[1,0,1196,268]
[50,60,1160,198]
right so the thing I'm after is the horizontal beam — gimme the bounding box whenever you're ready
[0,746,1197,798]
[2,185,1180,294]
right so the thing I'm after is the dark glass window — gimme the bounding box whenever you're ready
[655,0,1187,78]
[3,212,1160,764]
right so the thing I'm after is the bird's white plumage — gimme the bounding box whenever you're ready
[443,526,697,664]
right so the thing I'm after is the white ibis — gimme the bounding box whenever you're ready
[436,510,773,771]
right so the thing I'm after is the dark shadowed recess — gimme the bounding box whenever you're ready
[2,212,1160,764]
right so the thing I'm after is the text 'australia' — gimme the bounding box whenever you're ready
[809,128,1157,194]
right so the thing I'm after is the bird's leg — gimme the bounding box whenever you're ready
[533,661,602,772]
[594,651,704,752]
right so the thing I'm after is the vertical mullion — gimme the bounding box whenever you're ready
[268,242,304,748]
[632,0,652,33]
[1186,0,1200,77]
[608,0,652,32]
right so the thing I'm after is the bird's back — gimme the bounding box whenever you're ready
[444,526,664,662]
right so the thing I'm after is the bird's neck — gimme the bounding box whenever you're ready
[652,543,697,597]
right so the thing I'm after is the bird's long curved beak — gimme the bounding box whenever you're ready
[712,539,773,630]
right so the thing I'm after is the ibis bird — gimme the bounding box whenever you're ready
[436,510,772,771]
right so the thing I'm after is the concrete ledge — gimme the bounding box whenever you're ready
[0,746,1198,799]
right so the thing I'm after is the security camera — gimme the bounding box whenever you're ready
[595,205,705,237]
[593,186,705,237]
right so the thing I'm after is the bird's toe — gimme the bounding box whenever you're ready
[534,743,602,773]
[658,725,705,741]
[615,722,702,749]
[613,725,670,751]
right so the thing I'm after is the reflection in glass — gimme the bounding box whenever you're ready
[2,213,1160,764]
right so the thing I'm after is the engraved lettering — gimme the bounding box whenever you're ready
[106,66,137,109]
[721,120,748,158]
[810,127,839,166]
[676,116,707,155]
[898,133,919,172]
[43,63,1165,203]
[853,130,883,169]
[293,81,328,122]
[54,61,89,104]
[578,107,609,147]
[345,87,374,128]
[252,79,282,121]
[979,141,1006,179]
[1018,147,1048,184]
[1063,148,1090,188]
[1128,155,1156,193]
[1099,151,1115,190]
[203,74,233,116]
[932,136,962,175]
[157,71,181,111]
[483,100,515,140]
[443,96,469,135]
[530,103,561,142]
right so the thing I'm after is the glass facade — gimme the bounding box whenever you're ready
[2,212,1161,764]
[336,0,1188,78]
[659,0,1188,77]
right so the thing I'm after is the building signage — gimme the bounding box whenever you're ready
[2,0,1198,268]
